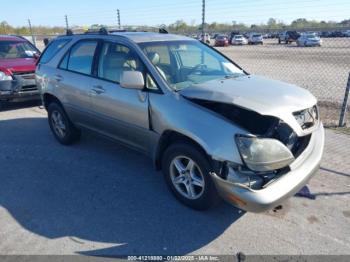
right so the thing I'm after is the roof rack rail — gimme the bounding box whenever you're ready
[63,25,169,36]
[159,28,168,34]
[99,27,108,35]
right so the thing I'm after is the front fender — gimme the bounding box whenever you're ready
[149,92,246,164]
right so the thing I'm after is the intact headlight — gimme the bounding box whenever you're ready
[235,135,294,172]
[0,71,12,81]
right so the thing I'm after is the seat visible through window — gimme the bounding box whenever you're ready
[98,43,143,83]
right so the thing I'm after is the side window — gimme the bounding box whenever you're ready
[59,52,69,69]
[67,40,98,75]
[39,38,70,64]
[97,42,144,83]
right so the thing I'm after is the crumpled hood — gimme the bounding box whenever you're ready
[0,58,36,73]
[179,75,317,136]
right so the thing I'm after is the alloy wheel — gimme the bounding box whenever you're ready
[51,110,66,138]
[169,156,205,200]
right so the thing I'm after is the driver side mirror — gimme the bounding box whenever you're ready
[33,52,40,60]
[120,71,144,90]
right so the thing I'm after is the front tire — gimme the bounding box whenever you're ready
[48,102,81,145]
[162,143,220,210]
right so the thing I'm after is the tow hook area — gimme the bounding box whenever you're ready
[212,163,282,191]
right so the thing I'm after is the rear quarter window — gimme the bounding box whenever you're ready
[38,38,70,64]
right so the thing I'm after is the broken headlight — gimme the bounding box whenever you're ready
[0,71,13,81]
[235,135,295,172]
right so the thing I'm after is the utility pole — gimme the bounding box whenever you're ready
[117,9,121,29]
[27,19,36,47]
[201,0,205,38]
[201,0,206,63]
[65,15,69,31]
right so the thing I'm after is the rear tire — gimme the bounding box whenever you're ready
[48,102,81,145]
[162,143,221,210]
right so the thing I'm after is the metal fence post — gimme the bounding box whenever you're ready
[27,19,36,47]
[339,72,350,127]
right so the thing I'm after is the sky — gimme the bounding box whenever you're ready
[1,0,349,27]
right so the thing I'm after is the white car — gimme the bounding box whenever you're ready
[248,34,263,45]
[297,34,322,47]
[231,35,247,45]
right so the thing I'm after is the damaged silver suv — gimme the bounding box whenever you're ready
[36,30,324,212]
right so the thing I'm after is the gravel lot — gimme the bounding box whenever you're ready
[0,102,349,256]
[217,38,350,125]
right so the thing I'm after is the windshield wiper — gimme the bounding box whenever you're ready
[224,74,241,79]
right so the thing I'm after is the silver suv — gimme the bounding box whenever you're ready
[36,31,324,212]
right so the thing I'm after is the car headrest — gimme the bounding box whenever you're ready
[104,52,127,68]
[147,52,160,65]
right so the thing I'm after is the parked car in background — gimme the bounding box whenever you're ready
[268,32,279,39]
[248,33,263,45]
[278,31,300,44]
[344,30,350,37]
[297,33,322,47]
[0,35,41,102]
[36,31,324,212]
[228,31,240,43]
[214,34,229,46]
[211,33,219,39]
[320,31,331,38]
[330,31,344,37]
[231,35,247,45]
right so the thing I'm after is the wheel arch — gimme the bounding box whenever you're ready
[43,93,63,110]
[154,130,214,171]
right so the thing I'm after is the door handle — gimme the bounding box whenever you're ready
[54,74,63,82]
[91,85,105,94]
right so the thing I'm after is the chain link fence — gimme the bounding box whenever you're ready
[215,36,350,128]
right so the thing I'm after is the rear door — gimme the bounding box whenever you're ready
[89,40,152,153]
[55,39,101,127]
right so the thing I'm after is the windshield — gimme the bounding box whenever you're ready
[139,40,245,90]
[235,35,243,38]
[0,41,38,59]
[253,34,262,37]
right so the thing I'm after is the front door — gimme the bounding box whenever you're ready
[90,41,151,153]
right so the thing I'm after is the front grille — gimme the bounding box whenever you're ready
[13,72,35,80]
[20,85,37,91]
[266,120,311,159]
[293,105,319,130]
[292,134,311,158]
[13,71,37,91]
[13,71,35,75]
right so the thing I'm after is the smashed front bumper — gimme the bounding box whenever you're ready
[0,77,39,102]
[210,122,325,212]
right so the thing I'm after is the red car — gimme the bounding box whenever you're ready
[0,35,41,102]
[214,35,229,47]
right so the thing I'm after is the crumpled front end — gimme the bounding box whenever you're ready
[180,77,325,212]
[0,71,39,102]
[210,121,324,212]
